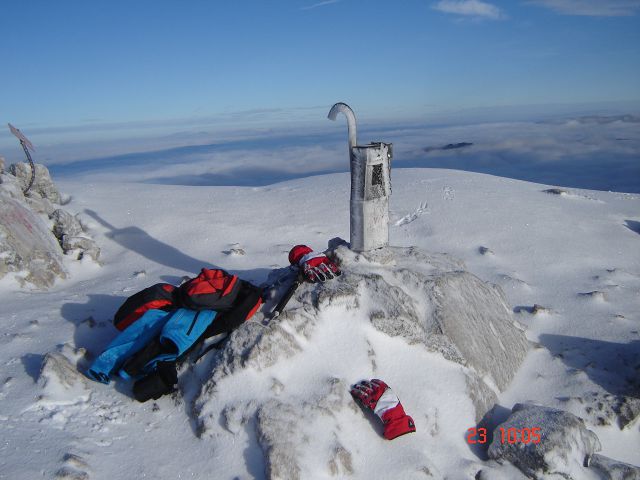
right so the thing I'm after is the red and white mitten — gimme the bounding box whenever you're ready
[288,245,341,283]
[351,379,416,440]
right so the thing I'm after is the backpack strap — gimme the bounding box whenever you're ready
[202,281,262,336]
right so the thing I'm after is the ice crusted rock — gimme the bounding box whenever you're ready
[25,190,56,215]
[589,454,640,480]
[430,269,529,391]
[488,403,602,479]
[51,209,101,261]
[0,169,28,200]
[9,161,62,203]
[0,192,67,288]
[51,209,84,238]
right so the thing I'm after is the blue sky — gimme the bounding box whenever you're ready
[2,0,639,130]
[1,0,640,195]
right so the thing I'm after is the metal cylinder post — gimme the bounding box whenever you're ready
[328,103,392,252]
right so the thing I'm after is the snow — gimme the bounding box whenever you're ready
[0,166,638,479]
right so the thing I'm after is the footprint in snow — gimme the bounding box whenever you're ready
[578,291,607,302]
[542,188,604,203]
[55,453,91,480]
[478,246,494,256]
[514,304,552,315]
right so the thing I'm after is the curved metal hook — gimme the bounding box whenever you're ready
[328,102,357,150]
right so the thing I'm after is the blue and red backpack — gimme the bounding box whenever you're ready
[89,268,263,401]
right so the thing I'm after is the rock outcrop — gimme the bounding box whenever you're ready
[0,161,100,288]
[0,194,67,288]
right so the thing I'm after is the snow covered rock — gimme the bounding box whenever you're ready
[0,155,4,173]
[430,268,529,391]
[488,403,602,479]
[51,209,84,238]
[38,344,91,408]
[254,377,350,480]
[25,190,56,215]
[0,192,67,288]
[0,165,100,287]
[0,168,28,200]
[9,161,62,203]
[189,244,528,477]
[51,209,101,261]
[589,454,640,480]
[558,391,640,430]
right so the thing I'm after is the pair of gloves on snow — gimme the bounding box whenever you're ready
[289,246,415,440]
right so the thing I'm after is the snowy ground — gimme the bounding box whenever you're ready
[0,168,638,479]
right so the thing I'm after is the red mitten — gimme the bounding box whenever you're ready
[351,379,416,440]
[288,245,341,283]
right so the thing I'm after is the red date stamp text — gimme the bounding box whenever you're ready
[466,427,541,445]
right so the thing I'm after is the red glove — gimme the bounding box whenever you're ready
[351,379,416,440]
[288,245,341,283]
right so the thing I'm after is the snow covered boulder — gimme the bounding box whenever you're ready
[329,245,529,409]
[488,403,602,479]
[0,192,67,288]
[188,244,528,477]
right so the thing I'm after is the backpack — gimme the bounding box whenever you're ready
[125,279,263,402]
[101,269,264,402]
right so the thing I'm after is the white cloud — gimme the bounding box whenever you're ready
[528,0,640,16]
[42,112,640,193]
[432,0,505,19]
[301,0,341,10]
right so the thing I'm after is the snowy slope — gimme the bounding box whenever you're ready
[0,168,638,479]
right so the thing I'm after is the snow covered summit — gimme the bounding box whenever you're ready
[0,168,638,479]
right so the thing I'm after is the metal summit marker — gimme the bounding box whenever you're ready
[8,123,36,194]
[328,102,392,252]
